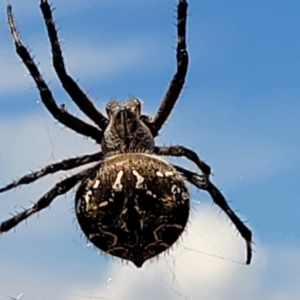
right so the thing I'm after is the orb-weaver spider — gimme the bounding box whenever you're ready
[0,0,252,267]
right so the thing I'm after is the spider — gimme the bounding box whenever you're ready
[1,0,252,267]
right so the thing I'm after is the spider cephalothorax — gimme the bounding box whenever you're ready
[101,98,154,156]
[0,0,253,267]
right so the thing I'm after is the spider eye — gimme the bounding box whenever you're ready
[106,100,120,115]
[133,98,140,105]
[131,98,141,113]
[106,102,111,111]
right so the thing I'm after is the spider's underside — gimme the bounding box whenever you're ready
[0,0,253,267]
[76,154,189,267]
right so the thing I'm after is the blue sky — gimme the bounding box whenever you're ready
[0,0,300,299]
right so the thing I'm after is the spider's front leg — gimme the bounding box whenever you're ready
[143,0,188,136]
[0,164,102,234]
[173,165,252,265]
[40,0,108,130]
[154,145,211,176]
[7,5,103,143]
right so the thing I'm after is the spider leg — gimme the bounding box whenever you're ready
[0,151,103,193]
[7,5,103,144]
[0,164,101,233]
[145,0,188,136]
[154,145,211,176]
[173,164,252,265]
[40,0,108,130]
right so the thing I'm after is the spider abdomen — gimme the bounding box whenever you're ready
[75,153,190,267]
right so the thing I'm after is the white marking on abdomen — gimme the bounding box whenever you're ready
[132,169,144,189]
[112,170,124,192]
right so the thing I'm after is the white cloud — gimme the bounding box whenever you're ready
[60,212,299,300]
[0,35,161,96]
[61,37,160,79]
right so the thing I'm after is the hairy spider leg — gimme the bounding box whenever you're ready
[143,0,189,136]
[0,164,102,233]
[0,152,103,193]
[154,145,211,176]
[40,0,108,130]
[173,165,252,265]
[7,5,103,144]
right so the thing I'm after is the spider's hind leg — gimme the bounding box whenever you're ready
[0,164,101,233]
[173,164,252,265]
[0,152,103,193]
